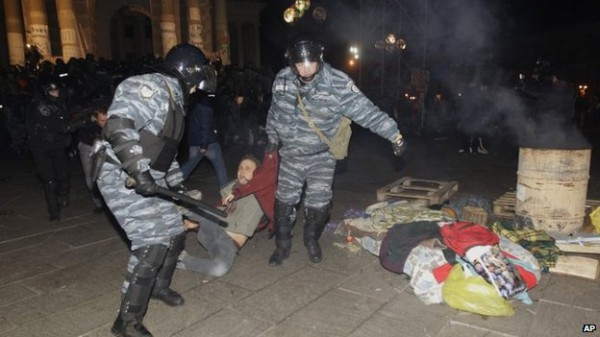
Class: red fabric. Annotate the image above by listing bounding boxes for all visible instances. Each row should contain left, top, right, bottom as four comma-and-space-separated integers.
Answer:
439, 221, 499, 256
432, 263, 453, 283
227, 150, 279, 234
502, 251, 538, 289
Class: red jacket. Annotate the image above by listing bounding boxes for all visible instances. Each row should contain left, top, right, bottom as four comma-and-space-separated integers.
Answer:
229, 150, 279, 233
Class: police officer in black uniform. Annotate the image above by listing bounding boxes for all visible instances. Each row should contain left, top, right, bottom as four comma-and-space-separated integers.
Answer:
26, 75, 87, 221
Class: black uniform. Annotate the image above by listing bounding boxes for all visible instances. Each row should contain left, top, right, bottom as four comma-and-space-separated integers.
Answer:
26, 80, 82, 221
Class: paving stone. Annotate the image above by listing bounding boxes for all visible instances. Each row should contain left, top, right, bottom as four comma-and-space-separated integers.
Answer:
526, 300, 600, 337
435, 321, 520, 337
49, 221, 121, 248
262, 288, 385, 337
531, 273, 600, 311
232, 266, 347, 324
0, 316, 16, 336
0, 293, 119, 337
0, 284, 39, 307
449, 299, 538, 337
173, 308, 273, 337
338, 260, 410, 302
348, 291, 453, 337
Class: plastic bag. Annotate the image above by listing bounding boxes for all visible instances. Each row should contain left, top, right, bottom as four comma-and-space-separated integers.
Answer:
442, 264, 514, 317
590, 206, 600, 233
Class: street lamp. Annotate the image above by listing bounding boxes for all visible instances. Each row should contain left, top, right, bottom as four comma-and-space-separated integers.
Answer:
284, 0, 325, 24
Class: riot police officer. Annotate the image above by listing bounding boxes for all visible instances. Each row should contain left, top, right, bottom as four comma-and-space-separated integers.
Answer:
95, 44, 216, 337
26, 74, 86, 221
265, 37, 407, 267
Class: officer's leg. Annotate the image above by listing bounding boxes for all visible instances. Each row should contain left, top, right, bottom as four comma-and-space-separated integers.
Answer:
303, 152, 335, 263
268, 199, 297, 266
32, 149, 60, 220
43, 180, 60, 221
53, 148, 71, 207
268, 156, 305, 266
303, 203, 331, 263
111, 245, 167, 337
151, 232, 186, 306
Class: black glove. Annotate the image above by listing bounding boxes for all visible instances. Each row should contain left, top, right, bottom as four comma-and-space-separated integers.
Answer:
392, 137, 407, 157
132, 171, 158, 197
264, 142, 278, 154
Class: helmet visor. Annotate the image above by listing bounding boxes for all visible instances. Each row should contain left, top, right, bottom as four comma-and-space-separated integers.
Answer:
197, 65, 217, 93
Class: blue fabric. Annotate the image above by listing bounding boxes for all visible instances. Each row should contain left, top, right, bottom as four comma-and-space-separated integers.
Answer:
186, 99, 218, 148
180, 142, 228, 188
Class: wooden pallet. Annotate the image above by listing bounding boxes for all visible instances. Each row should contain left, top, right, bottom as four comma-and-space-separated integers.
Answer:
376, 177, 459, 206
492, 191, 600, 220
492, 191, 517, 219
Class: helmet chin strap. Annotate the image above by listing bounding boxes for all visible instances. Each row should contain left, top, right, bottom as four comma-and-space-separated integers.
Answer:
299, 75, 316, 84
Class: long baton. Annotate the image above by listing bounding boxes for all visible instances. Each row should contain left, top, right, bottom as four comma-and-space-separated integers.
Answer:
125, 178, 228, 218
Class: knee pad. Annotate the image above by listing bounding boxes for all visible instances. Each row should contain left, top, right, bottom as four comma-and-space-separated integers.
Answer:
132, 244, 168, 279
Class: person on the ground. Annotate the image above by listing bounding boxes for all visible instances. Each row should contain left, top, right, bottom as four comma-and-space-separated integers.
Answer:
26, 74, 88, 221
177, 150, 278, 276
265, 36, 407, 266
94, 43, 216, 337
179, 92, 228, 188
77, 107, 108, 212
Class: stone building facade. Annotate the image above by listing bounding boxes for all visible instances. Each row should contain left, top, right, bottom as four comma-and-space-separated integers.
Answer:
1, 0, 264, 67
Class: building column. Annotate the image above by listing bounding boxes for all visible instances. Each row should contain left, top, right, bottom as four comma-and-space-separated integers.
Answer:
56, 0, 82, 61
160, 0, 178, 56
214, 0, 230, 65
188, 0, 203, 51
26, 0, 52, 60
3, 0, 25, 65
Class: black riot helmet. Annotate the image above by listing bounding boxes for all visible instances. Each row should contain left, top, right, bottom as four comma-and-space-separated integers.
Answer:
286, 39, 324, 82
162, 43, 217, 94
36, 74, 62, 102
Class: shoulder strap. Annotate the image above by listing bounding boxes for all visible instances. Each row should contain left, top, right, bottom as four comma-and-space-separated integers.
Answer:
297, 94, 332, 147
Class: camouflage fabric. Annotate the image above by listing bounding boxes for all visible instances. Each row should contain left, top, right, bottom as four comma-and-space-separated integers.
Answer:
266, 63, 401, 157
266, 63, 402, 208
96, 73, 186, 250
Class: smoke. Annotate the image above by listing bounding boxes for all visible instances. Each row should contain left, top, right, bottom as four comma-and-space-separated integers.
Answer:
259, 1, 591, 149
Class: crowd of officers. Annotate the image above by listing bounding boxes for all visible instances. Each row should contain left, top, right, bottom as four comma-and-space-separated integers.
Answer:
0, 54, 275, 159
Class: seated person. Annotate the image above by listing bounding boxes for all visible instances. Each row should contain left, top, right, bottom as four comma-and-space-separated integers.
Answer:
178, 150, 278, 277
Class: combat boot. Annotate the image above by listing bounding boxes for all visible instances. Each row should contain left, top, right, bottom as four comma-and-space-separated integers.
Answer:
303, 204, 330, 263
43, 180, 60, 221
151, 233, 185, 306
268, 200, 297, 266
111, 245, 167, 337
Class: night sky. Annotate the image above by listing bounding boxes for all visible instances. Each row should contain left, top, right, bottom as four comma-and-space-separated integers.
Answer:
259, 0, 600, 70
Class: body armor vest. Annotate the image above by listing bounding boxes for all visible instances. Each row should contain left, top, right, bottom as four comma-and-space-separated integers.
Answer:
139, 94, 185, 172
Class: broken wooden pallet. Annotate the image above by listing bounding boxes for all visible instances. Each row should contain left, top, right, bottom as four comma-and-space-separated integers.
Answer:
376, 177, 458, 206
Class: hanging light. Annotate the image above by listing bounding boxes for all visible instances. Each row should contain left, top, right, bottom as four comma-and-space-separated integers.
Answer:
283, 7, 297, 23
374, 40, 385, 50
396, 38, 407, 50
312, 6, 327, 23
385, 33, 397, 45
295, 0, 310, 13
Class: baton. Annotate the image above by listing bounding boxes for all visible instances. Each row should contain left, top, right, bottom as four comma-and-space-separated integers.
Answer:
125, 178, 228, 218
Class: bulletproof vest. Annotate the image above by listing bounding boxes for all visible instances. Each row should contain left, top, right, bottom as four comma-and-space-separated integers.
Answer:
139, 93, 185, 172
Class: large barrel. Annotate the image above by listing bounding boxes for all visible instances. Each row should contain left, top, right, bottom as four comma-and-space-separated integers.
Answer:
515, 147, 591, 235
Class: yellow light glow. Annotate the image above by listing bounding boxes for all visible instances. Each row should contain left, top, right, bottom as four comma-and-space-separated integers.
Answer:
295, 0, 310, 12
284, 7, 296, 23
385, 34, 396, 45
